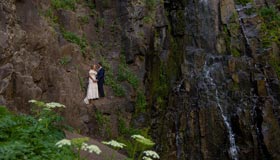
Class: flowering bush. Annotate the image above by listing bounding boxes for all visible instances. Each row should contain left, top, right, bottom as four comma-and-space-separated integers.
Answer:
102, 140, 126, 149
56, 137, 102, 159
0, 101, 75, 160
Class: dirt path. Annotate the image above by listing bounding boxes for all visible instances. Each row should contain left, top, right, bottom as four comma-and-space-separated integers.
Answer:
65, 131, 127, 160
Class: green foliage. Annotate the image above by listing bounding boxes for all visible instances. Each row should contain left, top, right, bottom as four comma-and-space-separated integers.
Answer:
269, 54, 280, 78
85, 0, 96, 10
51, 0, 77, 10
244, 8, 256, 15
62, 30, 88, 56
96, 17, 105, 29
143, 16, 153, 24
78, 73, 86, 92
102, 0, 110, 8
117, 55, 140, 89
118, 117, 141, 136
235, 0, 251, 5
101, 57, 126, 97
135, 90, 147, 113
44, 8, 58, 24
94, 110, 112, 138
78, 15, 90, 25
59, 56, 72, 65
117, 132, 155, 160
145, 0, 157, 11
231, 48, 241, 57
259, 6, 280, 47
0, 103, 76, 160
230, 82, 240, 91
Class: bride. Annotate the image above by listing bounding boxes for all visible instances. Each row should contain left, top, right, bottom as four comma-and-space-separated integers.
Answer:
84, 64, 99, 104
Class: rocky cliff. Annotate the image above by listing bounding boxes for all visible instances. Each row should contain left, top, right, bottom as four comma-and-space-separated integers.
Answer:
1, 0, 280, 159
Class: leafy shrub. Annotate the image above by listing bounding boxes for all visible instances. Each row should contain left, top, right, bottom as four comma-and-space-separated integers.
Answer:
101, 57, 126, 97
135, 90, 147, 113
118, 117, 141, 136
145, 0, 157, 10
78, 15, 90, 25
44, 8, 58, 24
0, 102, 76, 160
244, 8, 256, 15
51, 0, 77, 10
94, 110, 112, 138
259, 6, 280, 47
231, 48, 241, 57
269, 54, 280, 78
85, 0, 96, 9
59, 56, 72, 65
117, 55, 140, 89
62, 30, 88, 56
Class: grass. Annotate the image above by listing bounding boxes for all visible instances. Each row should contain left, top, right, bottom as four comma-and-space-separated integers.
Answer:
78, 73, 86, 92
94, 110, 112, 138
145, 0, 157, 11
135, 90, 147, 113
101, 57, 126, 97
61, 30, 88, 56
59, 56, 72, 65
143, 16, 153, 24
231, 48, 241, 57
95, 17, 105, 29
259, 6, 280, 47
51, 0, 77, 11
78, 15, 90, 25
117, 55, 140, 89
0, 104, 76, 160
43, 8, 59, 26
118, 117, 139, 136
85, 0, 96, 10
269, 54, 280, 78
244, 8, 256, 15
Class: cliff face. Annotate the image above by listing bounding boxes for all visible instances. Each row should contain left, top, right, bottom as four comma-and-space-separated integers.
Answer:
149, 0, 280, 159
0, 0, 280, 159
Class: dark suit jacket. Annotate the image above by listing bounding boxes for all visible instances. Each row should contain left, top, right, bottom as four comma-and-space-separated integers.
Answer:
96, 67, 105, 84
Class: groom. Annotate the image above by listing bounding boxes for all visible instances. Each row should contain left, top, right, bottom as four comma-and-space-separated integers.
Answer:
96, 62, 105, 97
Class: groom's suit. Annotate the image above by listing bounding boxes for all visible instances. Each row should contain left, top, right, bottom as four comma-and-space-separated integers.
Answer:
96, 67, 105, 97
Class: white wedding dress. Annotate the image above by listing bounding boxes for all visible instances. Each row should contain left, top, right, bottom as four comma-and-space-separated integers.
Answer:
84, 69, 99, 104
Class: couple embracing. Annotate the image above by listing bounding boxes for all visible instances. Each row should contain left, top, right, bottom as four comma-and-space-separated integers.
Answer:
84, 62, 105, 104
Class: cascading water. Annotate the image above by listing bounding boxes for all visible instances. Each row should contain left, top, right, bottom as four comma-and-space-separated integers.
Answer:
202, 57, 239, 160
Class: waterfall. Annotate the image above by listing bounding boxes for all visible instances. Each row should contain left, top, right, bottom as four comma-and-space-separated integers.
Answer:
203, 59, 239, 160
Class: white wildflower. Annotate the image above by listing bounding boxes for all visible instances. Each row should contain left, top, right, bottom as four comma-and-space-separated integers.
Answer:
55, 139, 71, 148
102, 140, 126, 149
45, 102, 66, 109
131, 135, 145, 140
87, 144, 101, 154
81, 143, 89, 151
142, 156, 153, 160
143, 150, 160, 159
28, 99, 37, 103
38, 118, 42, 122
131, 135, 155, 146
81, 143, 101, 155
